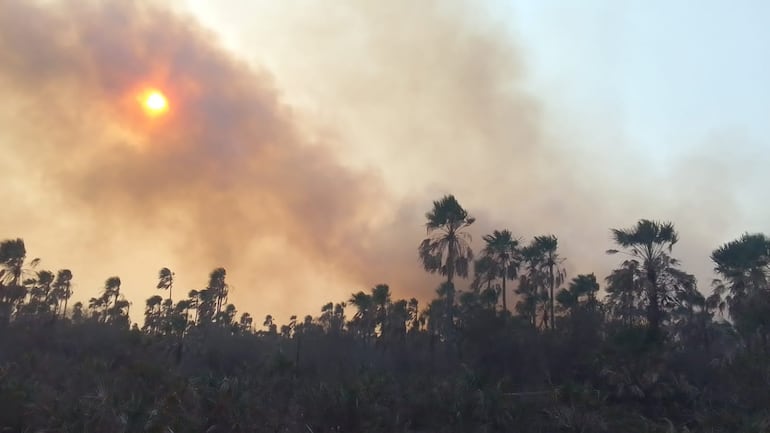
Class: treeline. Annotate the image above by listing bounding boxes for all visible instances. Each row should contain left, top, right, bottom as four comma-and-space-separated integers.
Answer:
0, 194, 769, 432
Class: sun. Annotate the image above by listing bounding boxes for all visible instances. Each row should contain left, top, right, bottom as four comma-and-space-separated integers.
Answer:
139, 89, 169, 116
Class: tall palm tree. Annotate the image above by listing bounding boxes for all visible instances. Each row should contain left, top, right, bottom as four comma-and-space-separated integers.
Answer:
418, 195, 475, 329
104, 277, 122, 310
207, 268, 228, 316
371, 284, 391, 333
195, 288, 216, 325
33, 270, 55, 315
0, 238, 27, 288
157, 267, 174, 301
387, 299, 409, 341
711, 233, 770, 298
479, 230, 520, 313
515, 274, 540, 327
143, 295, 164, 333
53, 269, 73, 319
608, 219, 679, 341
187, 289, 200, 324
523, 235, 565, 330
349, 290, 375, 341
710, 233, 770, 347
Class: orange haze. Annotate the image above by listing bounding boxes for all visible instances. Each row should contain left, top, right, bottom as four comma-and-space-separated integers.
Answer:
0, 0, 766, 325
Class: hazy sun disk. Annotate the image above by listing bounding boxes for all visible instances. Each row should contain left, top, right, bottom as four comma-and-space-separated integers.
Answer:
140, 89, 168, 116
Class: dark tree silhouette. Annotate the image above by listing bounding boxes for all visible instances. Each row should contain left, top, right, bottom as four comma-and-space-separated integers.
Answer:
711, 233, 770, 350
52, 269, 73, 319
418, 195, 475, 333
522, 235, 565, 330
157, 267, 174, 301
479, 229, 520, 313
608, 219, 679, 342
2, 218, 770, 432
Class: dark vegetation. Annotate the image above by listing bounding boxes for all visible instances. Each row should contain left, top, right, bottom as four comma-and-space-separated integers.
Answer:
1, 195, 769, 432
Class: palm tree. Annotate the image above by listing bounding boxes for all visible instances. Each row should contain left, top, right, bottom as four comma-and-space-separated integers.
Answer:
386, 299, 409, 341
604, 260, 645, 326
319, 302, 346, 334
143, 295, 164, 333
711, 233, 770, 298
187, 289, 200, 324
608, 219, 679, 341
0, 238, 27, 288
104, 277, 122, 310
710, 233, 770, 348
157, 267, 174, 301
110, 298, 131, 328
479, 230, 519, 313
418, 195, 475, 330
207, 268, 228, 316
195, 288, 216, 325
32, 270, 55, 315
371, 284, 391, 334
471, 256, 498, 292
349, 290, 375, 341
523, 235, 565, 330
515, 274, 544, 328
0, 239, 36, 322
218, 304, 237, 327
53, 269, 73, 319
557, 273, 600, 319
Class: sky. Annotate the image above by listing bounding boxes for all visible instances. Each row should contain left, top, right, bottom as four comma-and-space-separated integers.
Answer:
1, 0, 768, 325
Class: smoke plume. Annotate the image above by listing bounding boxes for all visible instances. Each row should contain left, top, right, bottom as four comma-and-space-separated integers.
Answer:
1, 0, 766, 322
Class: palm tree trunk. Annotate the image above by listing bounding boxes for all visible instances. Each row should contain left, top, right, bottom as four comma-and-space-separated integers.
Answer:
446, 262, 455, 337
502, 266, 508, 313
549, 263, 555, 330
647, 268, 662, 342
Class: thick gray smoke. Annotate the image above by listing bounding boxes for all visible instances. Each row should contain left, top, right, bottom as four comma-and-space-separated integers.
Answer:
0, 0, 766, 322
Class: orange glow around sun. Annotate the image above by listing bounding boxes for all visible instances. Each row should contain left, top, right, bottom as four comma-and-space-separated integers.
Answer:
138, 89, 169, 116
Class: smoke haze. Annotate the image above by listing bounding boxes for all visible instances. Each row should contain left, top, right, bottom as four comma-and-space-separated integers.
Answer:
1, 0, 767, 323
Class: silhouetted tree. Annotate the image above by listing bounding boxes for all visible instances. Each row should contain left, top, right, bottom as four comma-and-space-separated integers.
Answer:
157, 267, 174, 301
0, 238, 27, 288
608, 219, 680, 342
20, 269, 55, 317
557, 273, 600, 319
263, 314, 277, 335
143, 295, 164, 334
479, 229, 520, 313
605, 260, 645, 326
522, 235, 566, 330
0, 239, 33, 323
515, 274, 540, 327
418, 195, 475, 333
71, 301, 84, 323
319, 302, 345, 334
206, 268, 228, 323
711, 233, 770, 350
52, 269, 73, 319
349, 290, 375, 342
